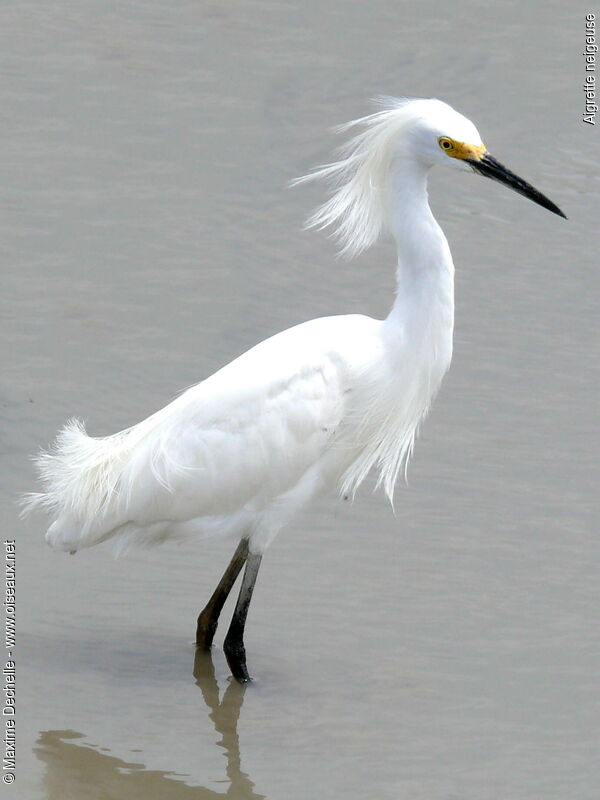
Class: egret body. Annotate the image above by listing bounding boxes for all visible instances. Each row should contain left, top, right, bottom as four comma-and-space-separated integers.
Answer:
25, 98, 564, 682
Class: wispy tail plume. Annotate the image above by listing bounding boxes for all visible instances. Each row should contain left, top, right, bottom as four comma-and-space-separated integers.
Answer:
20, 419, 136, 551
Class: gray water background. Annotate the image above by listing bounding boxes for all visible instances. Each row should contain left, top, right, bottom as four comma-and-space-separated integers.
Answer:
3, 1, 599, 798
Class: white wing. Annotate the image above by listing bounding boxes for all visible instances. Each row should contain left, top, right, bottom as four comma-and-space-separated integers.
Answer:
29, 314, 381, 551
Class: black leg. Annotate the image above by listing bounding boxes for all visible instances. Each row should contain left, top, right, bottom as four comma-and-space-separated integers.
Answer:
196, 538, 249, 649
224, 551, 262, 683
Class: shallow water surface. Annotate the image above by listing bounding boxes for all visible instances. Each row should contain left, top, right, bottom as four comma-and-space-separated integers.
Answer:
4, 2, 599, 798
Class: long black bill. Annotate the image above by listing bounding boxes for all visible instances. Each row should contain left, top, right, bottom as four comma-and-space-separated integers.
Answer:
468, 153, 566, 219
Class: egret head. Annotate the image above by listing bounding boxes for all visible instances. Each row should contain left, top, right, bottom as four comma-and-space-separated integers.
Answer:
294, 97, 565, 257
406, 98, 566, 218
403, 99, 485, 169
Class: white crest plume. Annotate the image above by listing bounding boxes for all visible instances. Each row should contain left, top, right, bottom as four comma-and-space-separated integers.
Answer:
292, 97, 414, 257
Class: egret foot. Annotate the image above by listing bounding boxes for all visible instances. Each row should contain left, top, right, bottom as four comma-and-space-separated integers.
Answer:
223, 636, 251, 683
223, 550, 262, 684
195, 612, 219, 651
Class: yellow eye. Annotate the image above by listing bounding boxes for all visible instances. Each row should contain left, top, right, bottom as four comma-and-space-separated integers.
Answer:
438, 137, 454, 151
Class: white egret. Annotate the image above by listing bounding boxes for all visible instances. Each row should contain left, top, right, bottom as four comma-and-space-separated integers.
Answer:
24, 98, 565, 682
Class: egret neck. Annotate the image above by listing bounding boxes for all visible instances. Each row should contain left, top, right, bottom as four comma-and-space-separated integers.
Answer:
384, 154, 455, 368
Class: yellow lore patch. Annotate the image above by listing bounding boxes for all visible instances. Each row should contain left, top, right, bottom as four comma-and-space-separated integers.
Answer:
438, 137, 486, 161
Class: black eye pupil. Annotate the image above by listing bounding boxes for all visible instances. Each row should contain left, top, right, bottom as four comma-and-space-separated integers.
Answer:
443, 141, 451, 148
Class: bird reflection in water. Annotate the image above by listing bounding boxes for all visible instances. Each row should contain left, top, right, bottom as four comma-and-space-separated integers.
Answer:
34, 649, 265, 799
